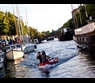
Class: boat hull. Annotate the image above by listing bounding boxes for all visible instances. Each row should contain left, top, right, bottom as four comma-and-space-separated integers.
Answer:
23, 45, 35, 53
6, 49, 24, 60
73, 22, 95, 49
58, 33, 73, 41
6, 43, 36, 55
73, 31, 95, 49
22, 43, 36, 53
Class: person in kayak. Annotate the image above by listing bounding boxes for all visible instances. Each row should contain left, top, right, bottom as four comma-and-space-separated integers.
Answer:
46, 55, 50, 61
41, 50, 48, 63
46, 55, 58, 62
36, 51, 42, 64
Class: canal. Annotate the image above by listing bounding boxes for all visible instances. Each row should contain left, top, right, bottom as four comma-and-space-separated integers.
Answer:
1, 38, 95, 78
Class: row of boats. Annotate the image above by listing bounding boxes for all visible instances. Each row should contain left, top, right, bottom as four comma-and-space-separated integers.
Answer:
0, 42, 37, 69
6, 43, 37, 60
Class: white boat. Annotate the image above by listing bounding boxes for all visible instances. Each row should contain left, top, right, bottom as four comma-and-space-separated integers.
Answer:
33, 39, 39, 44
4, 5, 24, 61
6, 43, 36, 55
0, 50, 4, 68
22, 43, 37, 53
6, 44, 24, 60
5, 5, 37, 61
5, 43, 36, 61
41, 39, 47, 43
5, 5, 36, 61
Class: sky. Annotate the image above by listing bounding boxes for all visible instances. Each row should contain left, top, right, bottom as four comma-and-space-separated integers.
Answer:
0, 4, 78, 32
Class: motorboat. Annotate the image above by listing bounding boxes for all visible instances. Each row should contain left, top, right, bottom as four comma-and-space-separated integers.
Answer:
33, 39, 39, 44
6, 43, 37, 58
22, 43, 37, 54
6, 44, 24, 61
41, 39, 47, 43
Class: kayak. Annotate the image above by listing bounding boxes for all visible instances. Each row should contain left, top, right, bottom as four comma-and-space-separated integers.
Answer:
39, 57, 58, 66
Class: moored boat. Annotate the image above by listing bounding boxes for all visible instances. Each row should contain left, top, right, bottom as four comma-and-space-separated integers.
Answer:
22, 43, 37, 53
71, 4, 95, 49
33, 39, 39, 44
73, 22, 95, 48
58, 27, 73, 41
6, 45, 24, 61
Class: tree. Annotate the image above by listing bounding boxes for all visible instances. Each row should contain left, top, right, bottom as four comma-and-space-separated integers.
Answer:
4, 11, 16, 36
0, 11, 7, 35
23, 25, 28, 35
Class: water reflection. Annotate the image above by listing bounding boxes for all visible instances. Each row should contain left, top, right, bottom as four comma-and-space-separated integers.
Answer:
0, 67, 6, 78
78, 48, 95, 73
10, 58, 24, 65
4, 58, 25, 78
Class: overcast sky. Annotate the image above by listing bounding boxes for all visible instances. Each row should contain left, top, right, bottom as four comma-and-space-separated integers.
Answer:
0, 4, 78, 32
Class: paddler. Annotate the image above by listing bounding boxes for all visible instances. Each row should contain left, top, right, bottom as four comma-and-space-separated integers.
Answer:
41, 50, 48, 63
36, 51, 42, 64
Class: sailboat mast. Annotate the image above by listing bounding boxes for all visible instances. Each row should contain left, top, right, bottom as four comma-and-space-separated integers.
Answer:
15, 4, 23, 49
16, 4, 23, 36
71, 4, 77, 28
25, 10, 30, 36
6, 11, 11, 36
78, 4, 82, 26
16, 4, 23, 37
84, 4, 88, 17
12, 4, 18, 36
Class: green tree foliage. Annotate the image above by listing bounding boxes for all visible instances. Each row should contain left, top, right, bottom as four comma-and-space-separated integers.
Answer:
86, 4, 95, 22
1, 4, 95, 39
4, 11, 16, 36
0, 11, 6, 35
62, 18, 73, 29
29, 27, 38, 37
22, 25, 28, 35
61, 4, 95, 31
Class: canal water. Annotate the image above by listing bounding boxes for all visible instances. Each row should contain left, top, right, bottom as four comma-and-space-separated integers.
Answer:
1, 38, 95, 78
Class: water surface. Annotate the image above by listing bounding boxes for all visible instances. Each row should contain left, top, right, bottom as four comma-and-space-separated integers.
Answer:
1, 39, 95, 78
